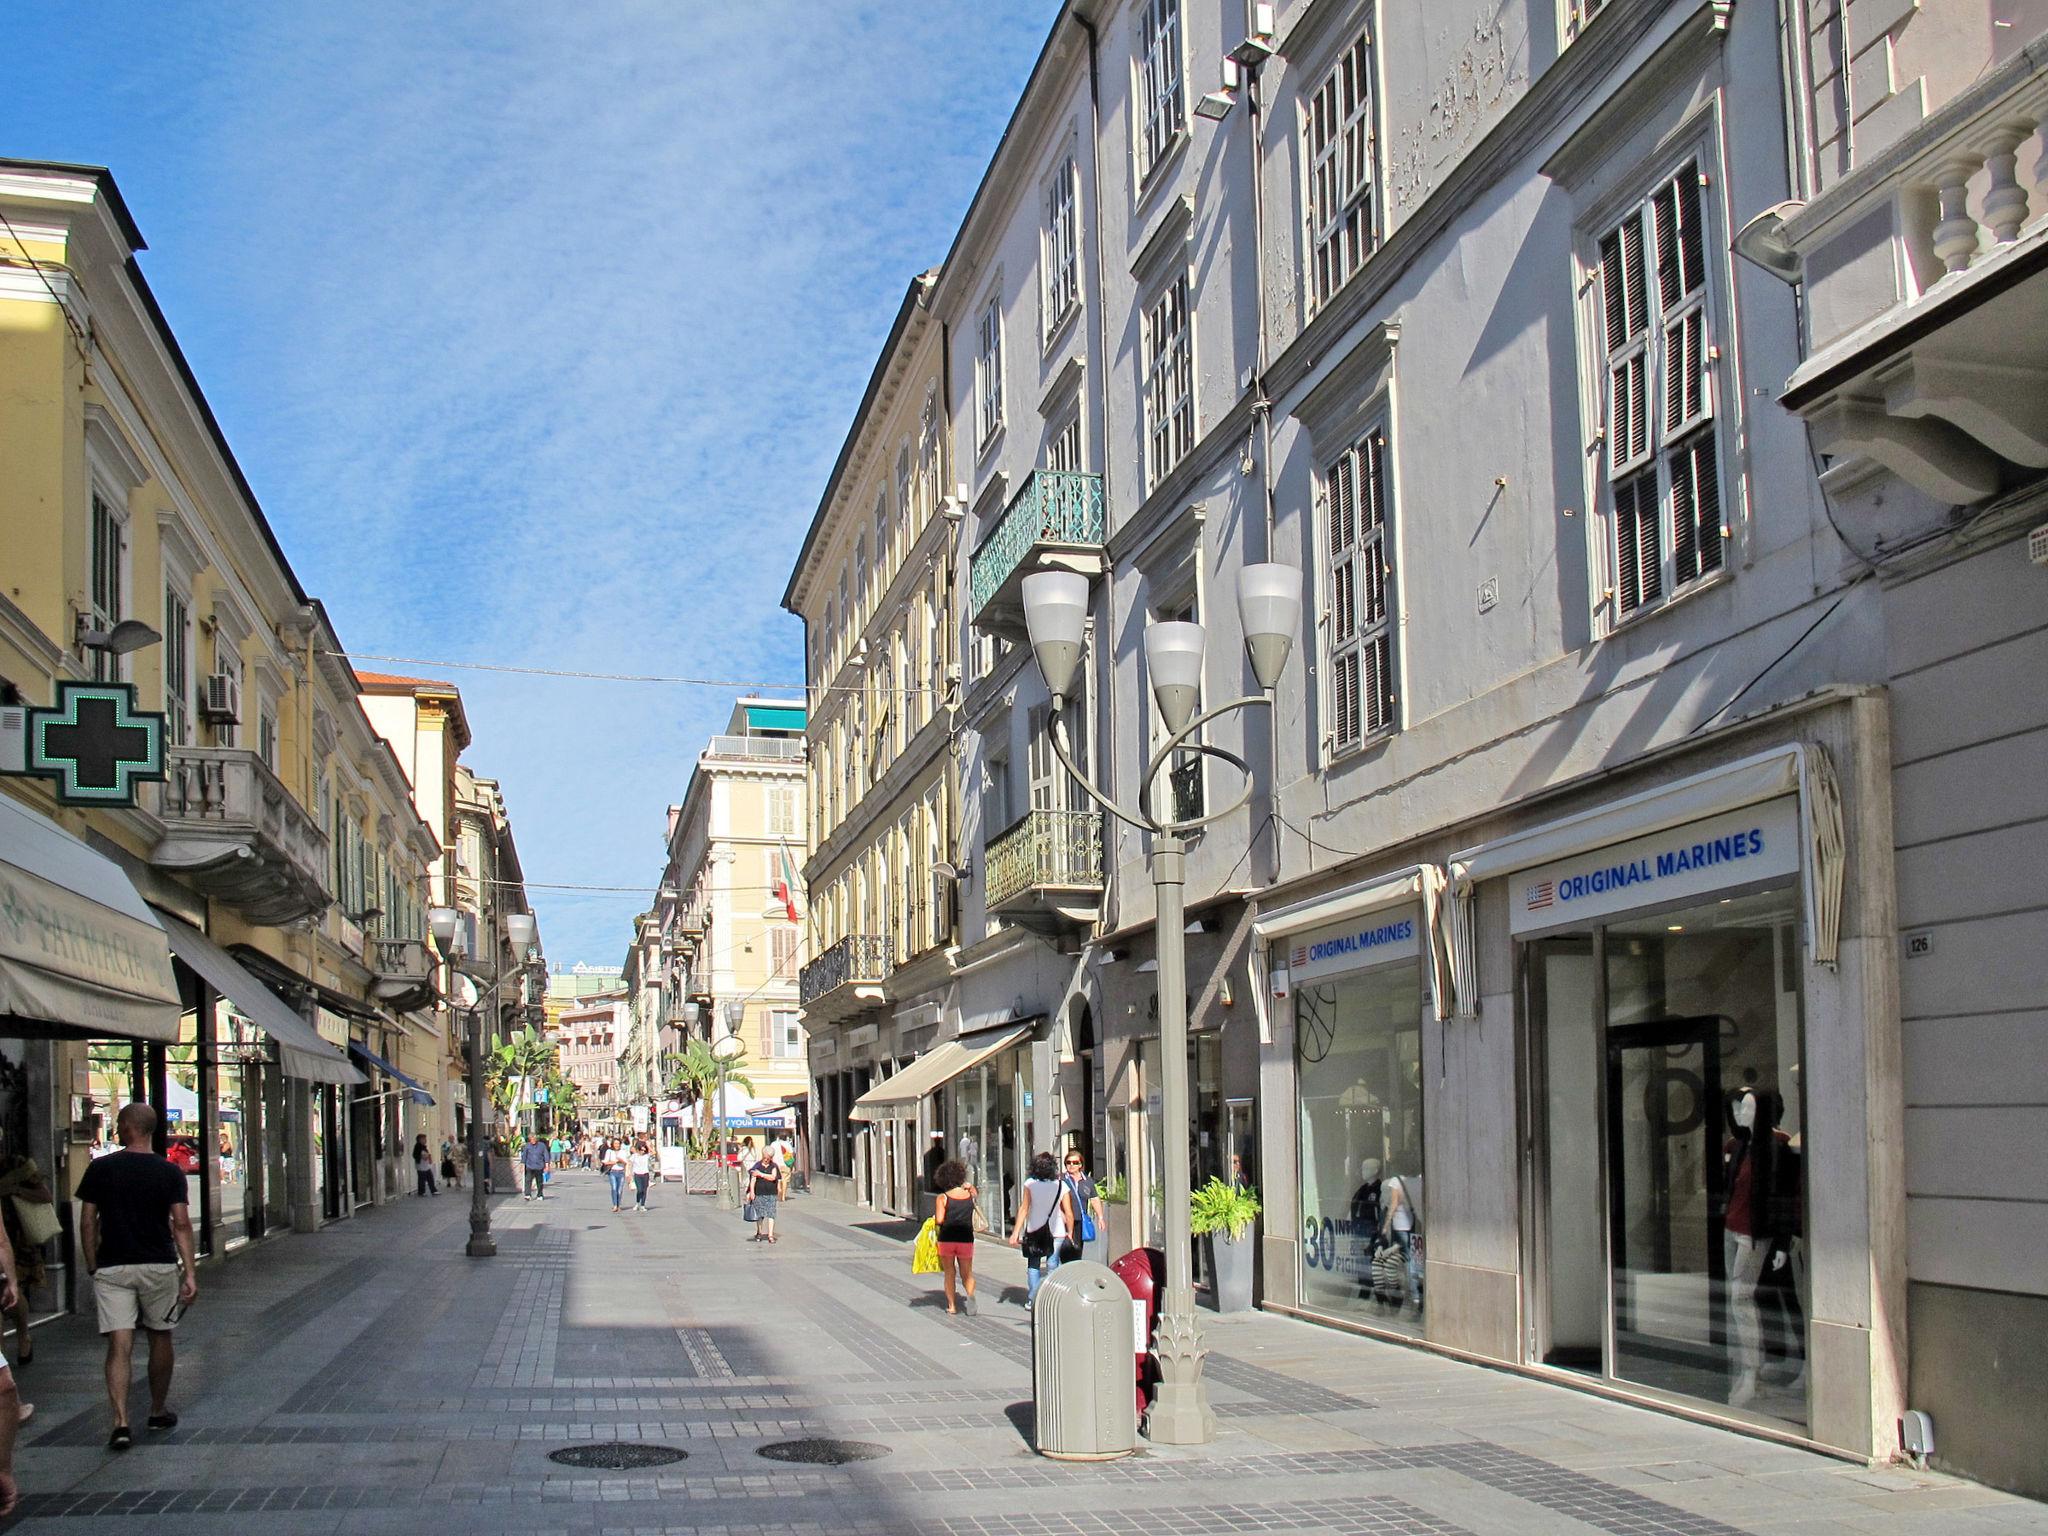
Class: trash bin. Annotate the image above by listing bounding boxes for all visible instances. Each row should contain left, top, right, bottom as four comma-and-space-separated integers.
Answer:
1110, 1246, 1166, 1416
1031, 1260, 1138, 1460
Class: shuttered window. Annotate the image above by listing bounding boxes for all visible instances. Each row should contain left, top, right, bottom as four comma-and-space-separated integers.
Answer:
1138, 0, 1184, 181
1324, 423, 1396, 756
1305, 31, 1376, 311
1596, 162, 1723, 621
1144, 272, 1193, 488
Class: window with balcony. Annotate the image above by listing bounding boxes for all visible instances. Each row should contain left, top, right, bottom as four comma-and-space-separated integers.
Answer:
1044, 153, 1080, 342
210, 633, 242, 748
1592, 160, 1724, 623
1137, 0, 1185, 183
1324, 421, 1398, 756
163, 585, 191, 746
1305, 30, 1376, 312
977, 293, 1005, 449
1144, 272, 1193, 489
1047, 398, 1083, 474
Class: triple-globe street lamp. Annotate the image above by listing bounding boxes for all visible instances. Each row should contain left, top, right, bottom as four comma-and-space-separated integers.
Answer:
428, 904, 537, 1259
1019, 560, 1300, 1446
714, 1001, 746, 1209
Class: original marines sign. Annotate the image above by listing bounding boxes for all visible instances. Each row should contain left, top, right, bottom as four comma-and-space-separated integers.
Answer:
1510, 796, 1801, 935
1289, 906, 1422, 983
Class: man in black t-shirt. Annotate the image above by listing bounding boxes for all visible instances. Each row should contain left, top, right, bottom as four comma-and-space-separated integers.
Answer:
76, 1102, 197, 1452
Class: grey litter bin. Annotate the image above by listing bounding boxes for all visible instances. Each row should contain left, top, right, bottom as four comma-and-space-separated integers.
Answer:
1030, 1260, 1138, 1460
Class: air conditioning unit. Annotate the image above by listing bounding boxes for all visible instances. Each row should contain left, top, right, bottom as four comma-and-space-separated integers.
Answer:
200, 673, 241, 725
0, 705, 25, 775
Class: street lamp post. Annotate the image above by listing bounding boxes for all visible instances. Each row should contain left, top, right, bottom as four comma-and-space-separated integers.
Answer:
714, 1002, 745, 1209
430, 905, 537, 1259
1019, 561, 1300, 1446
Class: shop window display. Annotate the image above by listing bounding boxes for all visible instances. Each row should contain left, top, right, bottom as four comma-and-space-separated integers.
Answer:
1295, 964, 1425, 1332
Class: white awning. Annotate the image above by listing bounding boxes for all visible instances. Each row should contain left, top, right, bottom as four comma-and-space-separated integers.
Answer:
849, 1019, 1036, 1122
0, 793, 180, 1042
156, 916, 365, 1086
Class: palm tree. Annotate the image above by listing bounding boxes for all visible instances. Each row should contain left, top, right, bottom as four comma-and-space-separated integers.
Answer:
663, 1037, 756, 1107
485, 1025, 558, 1124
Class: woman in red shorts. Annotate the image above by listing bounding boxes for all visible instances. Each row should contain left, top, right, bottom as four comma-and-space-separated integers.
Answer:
932, 1159, 981, 1315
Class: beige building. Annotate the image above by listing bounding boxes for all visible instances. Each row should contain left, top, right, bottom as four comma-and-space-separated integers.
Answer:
781, 275, 963, 1214
640, 699, 811, 1127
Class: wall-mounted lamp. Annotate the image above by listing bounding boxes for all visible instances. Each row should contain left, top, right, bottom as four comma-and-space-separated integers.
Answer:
76, 616, 162, 658
932, 858, 972, 882
1732, 200, 1806, 283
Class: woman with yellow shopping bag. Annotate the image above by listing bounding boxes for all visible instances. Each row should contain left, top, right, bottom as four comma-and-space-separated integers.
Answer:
929, 1159, 983, 1315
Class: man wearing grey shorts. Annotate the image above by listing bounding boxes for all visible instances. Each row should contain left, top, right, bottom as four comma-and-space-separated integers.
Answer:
76, 1102, 197, 1451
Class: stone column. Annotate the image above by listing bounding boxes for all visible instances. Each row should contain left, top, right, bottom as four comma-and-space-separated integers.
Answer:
287, 1077, 320, 1233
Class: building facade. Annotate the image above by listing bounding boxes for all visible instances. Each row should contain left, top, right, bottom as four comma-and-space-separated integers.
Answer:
781, 0, 2048, 1494
0, 161, 536, 1318
784, 276, 963, 1214
650, 700, 811, 1122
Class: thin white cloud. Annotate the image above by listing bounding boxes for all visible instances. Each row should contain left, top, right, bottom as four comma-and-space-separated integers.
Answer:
10, 0, 1059, 965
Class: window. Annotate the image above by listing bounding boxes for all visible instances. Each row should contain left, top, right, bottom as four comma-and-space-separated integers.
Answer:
1325, 423, 1397, 753
977, 294, 1005, 447
1044, 155, 1080, 339
769, 1008, 803, 1059
258, 708, 279, 772
1137, 0, 1185, 181
896, 446, 913, 546
768, 785, 798, 837
874, 494, 890, 586
1047, 400, 1083, 474
855, 536, 869, 621
985, 750, 1011, 837
211, 633, 242, 748
1565, 0, 1612, 43
768, 925, 797, 977
1595, 161, 1722, 621
1144, 273, 1193, 488
1305, 32, 1376, 310
163, 586, 191, 746
90, 492, 125, 634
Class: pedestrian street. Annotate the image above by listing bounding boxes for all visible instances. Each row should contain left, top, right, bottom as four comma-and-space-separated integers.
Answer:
0, 1169, 2038, 1535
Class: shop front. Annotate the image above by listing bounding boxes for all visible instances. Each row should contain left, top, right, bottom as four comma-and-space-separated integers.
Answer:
1441, 729, 1899, 1458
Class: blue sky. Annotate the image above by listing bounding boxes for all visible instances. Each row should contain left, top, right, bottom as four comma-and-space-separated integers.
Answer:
6, 1, 1059, 968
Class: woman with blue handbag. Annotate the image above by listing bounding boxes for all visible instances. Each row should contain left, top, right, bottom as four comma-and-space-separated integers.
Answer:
1059, 1151, 1105, 1265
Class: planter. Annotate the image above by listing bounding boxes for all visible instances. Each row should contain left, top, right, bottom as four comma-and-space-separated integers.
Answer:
1209, 1227, 1255, 1313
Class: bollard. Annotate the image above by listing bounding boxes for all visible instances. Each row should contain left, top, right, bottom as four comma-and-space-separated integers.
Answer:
1030, 1260, 1138, 1460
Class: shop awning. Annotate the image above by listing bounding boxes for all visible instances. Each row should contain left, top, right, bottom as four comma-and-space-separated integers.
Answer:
157, 916, 365, 1085
848, 1019, 1037, 1122
0, 793, 181, 1043
347, 1041, 434, 1105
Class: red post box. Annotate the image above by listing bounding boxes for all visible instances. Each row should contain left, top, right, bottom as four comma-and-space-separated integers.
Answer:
1110, 1247, 1166, 1415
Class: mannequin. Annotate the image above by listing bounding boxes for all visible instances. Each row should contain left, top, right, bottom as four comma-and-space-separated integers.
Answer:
1722, 1087, 1787, 1406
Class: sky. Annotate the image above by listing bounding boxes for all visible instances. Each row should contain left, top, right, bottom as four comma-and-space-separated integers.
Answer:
5, 0, 1060, 969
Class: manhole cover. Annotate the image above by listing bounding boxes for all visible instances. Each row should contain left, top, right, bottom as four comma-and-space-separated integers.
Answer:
755, 1438, 892, 1465
548, 1442, 688, 1470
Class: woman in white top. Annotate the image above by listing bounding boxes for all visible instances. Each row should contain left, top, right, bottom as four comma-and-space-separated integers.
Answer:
629, 1137, 653, 1212
1007, 1152, 1075, 1306
603, 1139, 628, 1211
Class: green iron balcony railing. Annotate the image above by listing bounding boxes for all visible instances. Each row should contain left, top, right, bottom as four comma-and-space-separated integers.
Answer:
968, 470, 1106, 630
984, 807, 1105, 914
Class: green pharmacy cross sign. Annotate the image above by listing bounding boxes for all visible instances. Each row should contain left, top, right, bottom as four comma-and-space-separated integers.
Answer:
24, 682, 167, 806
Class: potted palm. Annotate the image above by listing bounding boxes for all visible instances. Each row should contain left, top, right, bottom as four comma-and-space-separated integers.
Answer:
1189, 1177, 1261, 1313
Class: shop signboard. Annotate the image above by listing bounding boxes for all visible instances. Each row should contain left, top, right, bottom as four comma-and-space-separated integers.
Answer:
1510, 796, 1800, 935
1287, 907, 1422, 983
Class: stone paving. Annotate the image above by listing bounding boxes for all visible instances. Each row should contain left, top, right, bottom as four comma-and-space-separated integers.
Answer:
1, 1166, 2042, 1534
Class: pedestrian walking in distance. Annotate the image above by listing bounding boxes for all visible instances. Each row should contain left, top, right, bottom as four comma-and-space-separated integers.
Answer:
521, 1132, 548, 1201
604, 1139, 628, 1212
440, 1136, 459, 1190
1008, 1152, 1074, 1307
932, 1159, 980, 1314
412, 1135, 437, 1197
629, 1136, 652, 1212
75, 1102, 197, 1451
746, 1145, 786, 1243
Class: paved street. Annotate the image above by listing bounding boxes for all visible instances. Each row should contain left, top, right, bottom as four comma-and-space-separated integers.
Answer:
1, 1170, 2040, 1535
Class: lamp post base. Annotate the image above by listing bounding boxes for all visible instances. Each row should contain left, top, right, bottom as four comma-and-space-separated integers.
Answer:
465, 1232, 497, 1258
1144, 1309, 1216, 1444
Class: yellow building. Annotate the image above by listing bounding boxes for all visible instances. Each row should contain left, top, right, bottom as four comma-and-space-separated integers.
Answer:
637, 699, 811, 1138
0, 158, 474, 1301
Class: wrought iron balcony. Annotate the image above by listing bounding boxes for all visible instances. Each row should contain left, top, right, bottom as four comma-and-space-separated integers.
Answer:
968, 470, 1105, 637
145, 747, 330, 925
369, 936, 435, 1011
984, 808, 1105, 922
798, 933, 890, 1023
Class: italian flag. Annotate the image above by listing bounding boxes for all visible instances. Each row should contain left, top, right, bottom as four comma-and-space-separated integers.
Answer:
773, 842, 800, 924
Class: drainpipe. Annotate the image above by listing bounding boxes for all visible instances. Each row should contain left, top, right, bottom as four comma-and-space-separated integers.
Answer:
1243, 24, 1283, 889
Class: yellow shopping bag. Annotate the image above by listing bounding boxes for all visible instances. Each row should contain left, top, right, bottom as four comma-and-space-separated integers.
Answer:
911, 1216, 940, 1274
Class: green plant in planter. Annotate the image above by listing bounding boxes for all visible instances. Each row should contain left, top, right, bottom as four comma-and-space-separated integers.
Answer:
1189, 1177, 1261, 1242
1100, 1173, 1129, 1204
